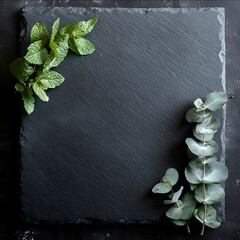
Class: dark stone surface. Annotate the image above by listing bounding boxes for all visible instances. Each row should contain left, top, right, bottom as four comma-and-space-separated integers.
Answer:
1, 1, 240, 239
20, 7, 225, 223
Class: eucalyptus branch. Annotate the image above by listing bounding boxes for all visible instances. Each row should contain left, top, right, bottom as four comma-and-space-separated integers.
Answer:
152, 91, 228, 236
185, 91, 228, 235
152, 168, 196, 233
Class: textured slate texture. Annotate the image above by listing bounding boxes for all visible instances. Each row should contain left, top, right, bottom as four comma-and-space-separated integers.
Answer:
20, 7, 225, 223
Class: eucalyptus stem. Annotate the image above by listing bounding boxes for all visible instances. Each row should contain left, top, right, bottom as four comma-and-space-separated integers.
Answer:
200, 110, 207, 236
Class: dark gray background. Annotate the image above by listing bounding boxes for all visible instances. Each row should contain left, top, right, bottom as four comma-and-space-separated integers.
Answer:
0, 1, 240, 240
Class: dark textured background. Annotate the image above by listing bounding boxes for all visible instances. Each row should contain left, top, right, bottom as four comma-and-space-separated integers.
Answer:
20, 6, 225, 223
0, 1, 240, 239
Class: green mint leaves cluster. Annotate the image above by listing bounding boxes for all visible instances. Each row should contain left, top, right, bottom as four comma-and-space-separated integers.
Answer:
10, 16, 98, 114
152, 91, 228, 235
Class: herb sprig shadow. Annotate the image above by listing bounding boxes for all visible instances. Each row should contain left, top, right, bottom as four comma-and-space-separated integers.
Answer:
10, 16, 98, 114
152, 91, 228, 235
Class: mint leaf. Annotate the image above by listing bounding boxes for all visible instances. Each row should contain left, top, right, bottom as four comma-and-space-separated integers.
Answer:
36, 70, 64, 89
15, 83, 25, 92
50, 18, 60, 43
9, 57, 34, 84
25, 40, 48, 64
69, 38, 95, 55
21, 88, 35, 114
44, 34, 69, 70
31, 23, 49, 44
71, 16, 98, 38
33, 82, 49, 102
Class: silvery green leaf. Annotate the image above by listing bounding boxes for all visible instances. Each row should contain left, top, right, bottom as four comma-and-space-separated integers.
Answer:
25, 40, 48, 64
188, 156, 217, 169
171, 220, 185, 226
33, 82, 49, 102
164, 186, 184, 204
31, 23, 49, 44
195, 116, 220, 135
194, 98, 205, 112
186, 138, 218, 157
185, 107, 211, 123
162, 176, 170, 183
193, 127, 214, 141
166, 202, 183, 220
165, 168, 179, 186
204, 91, 228, 112
21, 88, 35, 114
193, 206, 221, 228
194, 184, 225, 205
185, 162, 228, 184
152, 182, 172, 194
9, 57, 34, 84
181, 192, 197, 220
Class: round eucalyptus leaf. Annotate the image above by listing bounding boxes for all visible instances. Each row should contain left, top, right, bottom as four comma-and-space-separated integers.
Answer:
195, 116, 220, 135
162, 176, 170, 183
193, 205, 221, 229
203, 162, 228, 184
171, 219, 185, 226
181, 192, 197, 220
188, 156, 217, 169
152, 182, 172, 194
185, 166, 201, 184
204, 91, 228, 112
193, 127, 214, 141
164, 186, 184, 205
194, 183, 225, 205
166, 205, 183, 220
186, 138, 218, 157
185, 162, 228, 184
165, 168, 179, 186
185, 107, 211, 123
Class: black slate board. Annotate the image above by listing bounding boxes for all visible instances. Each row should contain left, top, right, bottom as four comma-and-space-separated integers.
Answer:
20, 7, 226, 223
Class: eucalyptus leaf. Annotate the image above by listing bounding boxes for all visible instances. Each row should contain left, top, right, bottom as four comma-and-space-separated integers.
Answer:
185, 107, 211, 123
186, 138, 218, 157
166, 202, 183, 220
165, 168, 179, 186
195, 116, 220, 135
181, 192, 197, 220
152, 182, 172, 194
193, 127, 214, 141
194, 184, 225, 205
204, 91, 228, 112
164, 186, 184, 204
194, 98, 205, 112
188, 156, 217, 169
185, 162, 228, 184
193, 206, 221, 228
171, 220, 185, 226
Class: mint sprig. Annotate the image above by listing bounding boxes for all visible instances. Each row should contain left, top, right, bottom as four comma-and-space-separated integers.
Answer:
10, 16, 98, 114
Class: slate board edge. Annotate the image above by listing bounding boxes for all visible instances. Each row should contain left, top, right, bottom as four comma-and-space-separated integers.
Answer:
19, 7, 226, 224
